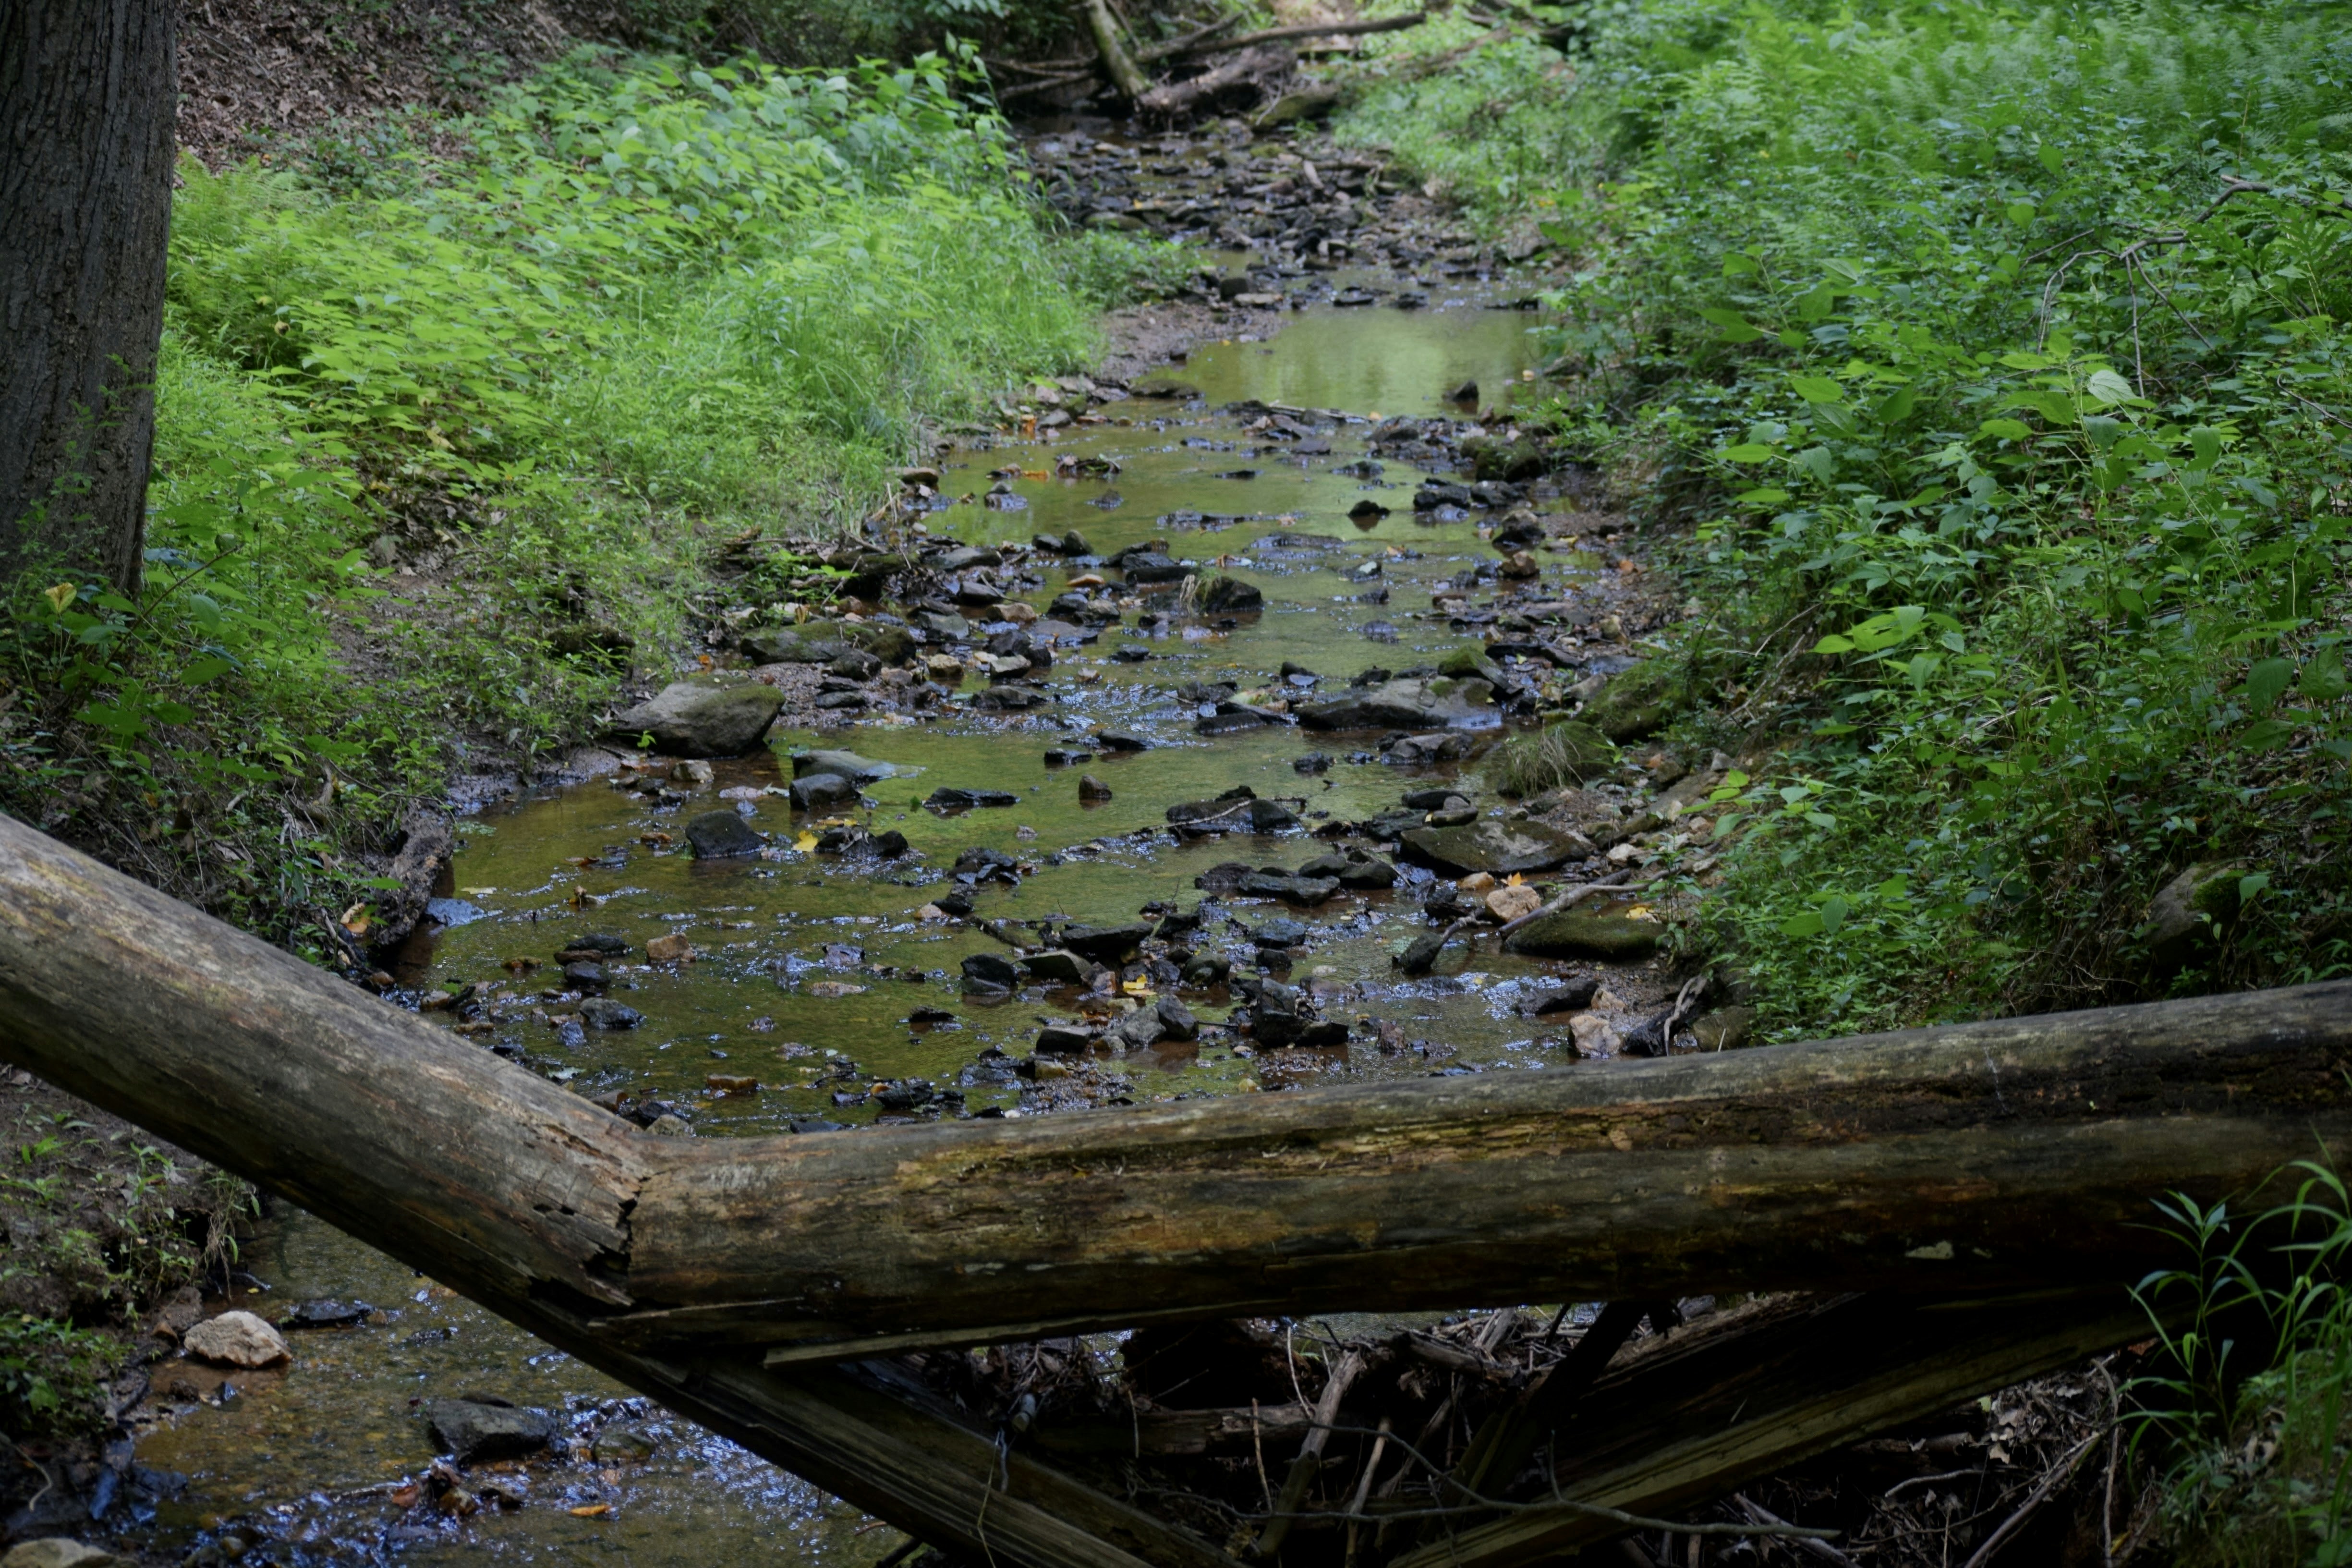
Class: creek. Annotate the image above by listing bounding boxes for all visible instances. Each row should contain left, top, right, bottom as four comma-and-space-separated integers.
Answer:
108, 152, 1687, 1568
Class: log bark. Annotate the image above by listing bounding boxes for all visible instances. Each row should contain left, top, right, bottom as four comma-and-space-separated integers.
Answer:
1079, 0, 1149, 99
0, 0, 175, 595
0, 805, 2348, 1368
1137, 47, 1297, 124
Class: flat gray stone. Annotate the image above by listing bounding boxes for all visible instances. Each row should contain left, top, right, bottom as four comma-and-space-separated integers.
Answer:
686, 810, 765, 859
424, 1398, 557, 1463
607, 681, 783, 757
1400, 819, 1583, 877
1297, 677, 1499, 732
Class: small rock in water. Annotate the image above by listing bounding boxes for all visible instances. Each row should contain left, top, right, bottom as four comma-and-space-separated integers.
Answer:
592, 1425, 657, 1463
606, 681, 784, 757
1198, 575, 1262, 613
579, 998, 645, 1031
1449, 378, 1479, 403
686, 810, 765, 859
1292, 752, 1332, 774
1094, 729, 1150, 752
277, 1299, 373, 1330
952, 847, 1020, 884
871, 829, 910, 858
556, 933, 630, 959
1023, 949, 1095, 985
425, 1398, 557, 1464
706, 1074, 759, 1094
789, 773, 860, 811
670, 759, 714, 786
1078, 775, 1114, 802
961, 953, 1023, 990
182, 1311, 290, 1368
645, 933, 694, 963
928, 787, 1019, 810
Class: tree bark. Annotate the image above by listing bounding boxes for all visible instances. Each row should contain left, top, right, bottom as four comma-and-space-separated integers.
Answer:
0, 0, 174, 597
0, 809, 2348, 1370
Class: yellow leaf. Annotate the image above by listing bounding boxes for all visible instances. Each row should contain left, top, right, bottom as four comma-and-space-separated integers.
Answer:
569, 1503, 611, 1518
1624, 904, 1658, 922
1504, 873, 1526, 886
42, 583, 74, 613
793, 832, 818, 852
339, 901, 371, 936
1121, 977, 1152, 996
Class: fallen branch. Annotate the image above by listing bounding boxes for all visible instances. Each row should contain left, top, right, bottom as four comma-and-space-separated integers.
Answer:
1168, 10, 1429, 57
1080, 0, 1150, 98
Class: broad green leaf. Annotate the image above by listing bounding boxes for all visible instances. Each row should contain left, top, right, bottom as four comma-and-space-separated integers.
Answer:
2083, 368, 2139, 406
1699, 307, 1763, 343
1718, 443, 1776, 462
1790, 375, 1845, 404
2245, 657, 2294, 713
1736, 487, 1790, 505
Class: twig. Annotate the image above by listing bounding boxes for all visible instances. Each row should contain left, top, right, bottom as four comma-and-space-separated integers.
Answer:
1735, 1494, 1860, 1566
1957, 1429, 2105, 1568
1134, 12, 1245, 63
1494, 868, 1634, 938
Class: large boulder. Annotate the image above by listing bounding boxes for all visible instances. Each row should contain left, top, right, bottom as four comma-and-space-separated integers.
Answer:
1503, 912, 1663, 960
1578, 660, 1678, 741
2140, 861, 2253, 973
607, 681, 783, 757
1399, 819, 1584, 877
1297, 677, 1499, 733
424, 1398, 557, 1463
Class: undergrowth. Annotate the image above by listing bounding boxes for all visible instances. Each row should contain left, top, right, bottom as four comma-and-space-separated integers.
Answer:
2134, 1162, 2352, 1566
0, 42, 1176, 953
1336, 0, 2352, 1033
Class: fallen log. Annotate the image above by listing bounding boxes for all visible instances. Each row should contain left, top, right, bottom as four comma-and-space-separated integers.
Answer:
0, 810, 2347, 1374
1137, 46, 1297, 123
1080, 0, 1150, 99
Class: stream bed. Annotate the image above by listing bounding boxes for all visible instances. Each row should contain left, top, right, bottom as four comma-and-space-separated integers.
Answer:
107, 131, 1707, 1568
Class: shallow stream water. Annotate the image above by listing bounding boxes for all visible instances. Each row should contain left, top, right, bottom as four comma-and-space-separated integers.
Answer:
111, 242, 1664, 1568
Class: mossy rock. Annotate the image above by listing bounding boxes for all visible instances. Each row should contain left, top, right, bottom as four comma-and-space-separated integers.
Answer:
1580, 660, 1679, 741
1488, 720, 1616, 797
2140, 860, 2254, 973
1503, 912, 1662, 960
1439, 646, 1506, 683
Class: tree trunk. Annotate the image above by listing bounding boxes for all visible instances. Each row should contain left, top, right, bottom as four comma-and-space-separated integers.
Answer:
0, 0, 175, 597
1, 808, 2348, 1368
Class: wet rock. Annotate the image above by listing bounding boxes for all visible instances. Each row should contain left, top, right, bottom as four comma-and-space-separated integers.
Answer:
580, 998, 644, 1031
278, 1298, 373, 1330
1199, 575, 1263, 613
592, 1425, 657, 1463
1297, 677, 1497, 732
1402, 787, 1470, 810
1062, 922, 1156, 963
687, 810, 765, 859
1296, 849, 1397, 889
1293, 752, 1332, 773
788, 1118, 848, 1134
1121, 552, 1195, 584
607, 681, 784, 757
1105, 1008, 1166, 1051
1578, 660, 1678, 741
1503, 912, 1663, 960
971, 684, 1049, 712
953, 847, 1020, 883
1078, 775, 1114, 802
183, 1311, 290, 1369
1238, 872, 1342, 907
1023, 949, 1096, 985
1095, 729, 1150, 752
647, 1113, 695, 1136
960, 953, 1023, 989
872, 829, 910, 858
1524, 976, 1601, 1015
826, 648, 884, 681
874, 1080, 939, 1112
425, 1398, 557, 1464
1154, 995, 1200, 1041
928, 787, 1019, 809
1400, 819, 1583, 877
562, 960, 610, 990
1181, 954, 1232, 987
1035, 1023, 1099, 1054
792, 749, 897, 785
556, 933, 630, 958
646, 933, 694, 963
789, 772, 860, 811
1167, 793, 1300, 833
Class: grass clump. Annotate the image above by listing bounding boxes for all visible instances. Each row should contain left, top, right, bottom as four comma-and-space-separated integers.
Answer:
1488, 719, 1618, 797
2, 42, 1171, 954
1335, 0, 2352, 1037
2134, 1163, 2352, 1566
